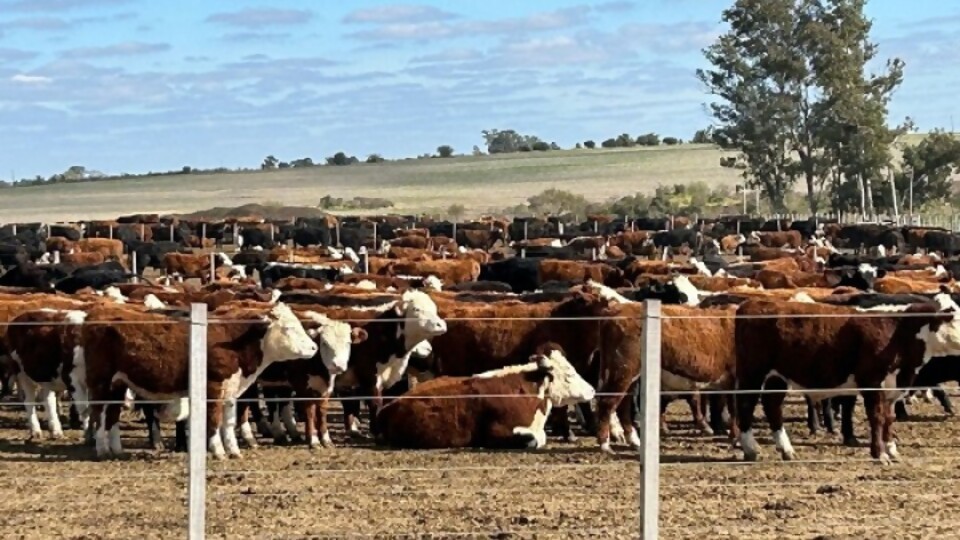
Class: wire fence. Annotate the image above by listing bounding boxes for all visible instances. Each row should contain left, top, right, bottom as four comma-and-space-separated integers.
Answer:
0, 304, 958, 538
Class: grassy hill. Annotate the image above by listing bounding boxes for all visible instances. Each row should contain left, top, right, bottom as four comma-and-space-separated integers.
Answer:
2, 135, 952, 223
0, 145, 740, 222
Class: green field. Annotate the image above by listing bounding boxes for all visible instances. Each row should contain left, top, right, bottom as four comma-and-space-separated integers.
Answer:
0, 145, 741, 222
2, 135, 948, 223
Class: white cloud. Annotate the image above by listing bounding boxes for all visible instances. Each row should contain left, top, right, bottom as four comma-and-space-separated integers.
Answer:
11, 73, 52, 84
343, 5, 458, 24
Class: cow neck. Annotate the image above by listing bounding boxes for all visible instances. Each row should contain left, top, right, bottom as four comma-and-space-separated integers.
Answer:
210, 319, 269, 378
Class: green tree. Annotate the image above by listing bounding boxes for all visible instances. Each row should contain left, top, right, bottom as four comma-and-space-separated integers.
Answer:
526, 189, 590, 216
636, 133, 661, 146
616, 133, 635, 147
437, 145, 454, 158
692, 128, 714, 144
662, 137, 681, 146
447, 203, 466, 221
584, 140, 596, 149
886, 131, 960, 210
326, 152, 356, 166
262, 155, 278, 170
366, 154, 385, 163
601, 138, 617, 148
532, 141, 550, 151
697, 0, 904, 214
290, 157, 314, 168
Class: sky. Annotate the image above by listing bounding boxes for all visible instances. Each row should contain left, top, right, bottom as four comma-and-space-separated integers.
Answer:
0, 0, 958, 179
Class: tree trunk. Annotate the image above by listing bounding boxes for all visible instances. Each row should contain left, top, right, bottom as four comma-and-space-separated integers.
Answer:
865, 176, 875, 221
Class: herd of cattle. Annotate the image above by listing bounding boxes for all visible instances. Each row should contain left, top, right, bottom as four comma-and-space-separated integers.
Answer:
3, 212, 960, 465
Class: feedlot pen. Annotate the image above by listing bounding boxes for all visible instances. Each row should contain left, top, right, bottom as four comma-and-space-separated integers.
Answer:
0, 398, 959, 539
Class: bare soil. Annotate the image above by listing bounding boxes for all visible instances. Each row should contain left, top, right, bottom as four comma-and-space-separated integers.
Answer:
0, 396, 957, 539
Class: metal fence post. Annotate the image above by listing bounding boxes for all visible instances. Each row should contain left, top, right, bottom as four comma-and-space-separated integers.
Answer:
209, 252, 216, 283
188, 303, 208, 540
640, 299, 662, 540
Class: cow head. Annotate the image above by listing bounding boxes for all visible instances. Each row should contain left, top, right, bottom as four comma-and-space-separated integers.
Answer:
302, 311, 368, 375
394, 289, 447, 350
260, 303, 319, 363
534, 346, 595, 407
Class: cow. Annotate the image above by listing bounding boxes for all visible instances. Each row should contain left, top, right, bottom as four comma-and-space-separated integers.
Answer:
238, 310, 369, 449
292, 290, 448, 438
74, 238, 124, 261
751, 230, 803, 249
385, 259, 480, 286
260, 261, 354, 288
375, 343, 594, 449
537, 260, 627, 288
734, 299, 960, 463
79, 303, 318, 458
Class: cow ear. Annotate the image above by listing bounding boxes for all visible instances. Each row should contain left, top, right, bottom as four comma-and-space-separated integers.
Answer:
351, 327, 368, 344
824, 271, 842, 287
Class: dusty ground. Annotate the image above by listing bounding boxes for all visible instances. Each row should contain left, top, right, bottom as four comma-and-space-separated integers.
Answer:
0, 396, 957, 540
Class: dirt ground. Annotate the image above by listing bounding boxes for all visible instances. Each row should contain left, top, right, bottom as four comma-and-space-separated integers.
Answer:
0, 396, 958, 540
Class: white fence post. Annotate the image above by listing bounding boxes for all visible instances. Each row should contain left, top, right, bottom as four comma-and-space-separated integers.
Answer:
209, 252, 216, 283
640, 299, 662, 540
188, 303, 208, 540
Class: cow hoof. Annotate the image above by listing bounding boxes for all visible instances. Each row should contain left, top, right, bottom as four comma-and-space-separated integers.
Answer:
50, 430, 64, 440
562, 434, 578, 444
781, 450, 797, 461
843, 436, 860, 448
174, 445, 187, 454
698, 424, 714, 436
228, 452, 243, 460
877, 454, 892, 466
211, 453, 227, 461
742, 451, 759, 462
29, 430, 42, 440
289, 435, 304, 444
600, 442, 615, 455
272, 436, 288, 446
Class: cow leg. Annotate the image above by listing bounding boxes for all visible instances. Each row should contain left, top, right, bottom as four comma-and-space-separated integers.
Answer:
207, 385, 227, 459
836, 396, 859, 447
708, 394, 727, 435
280, 395, 302, 443
760, 378, 795, 460
934, 386, 954, 415
174, 420, 188, 453
142, 404, 165, 450
862, 391, 890, 464
883, 401, 900, 462
342, 396, 364, 439
18, 373, 42, 439
804, 395, 820, 436
367, 388, 385, 436
318, 397, 334, 448
304, 399, 320, 449
894, 397, 909, 421
68, 402, 82, 430
820, 399, 836, 435
687, 392, 712, 435
236, 402, 256, 449
96, 388, 125, 459
38, 384, 65, 438
264, 388, 286, 444
219, 398, 242, 458
617, 396, 641, 451
659, 397, 670, 433
735, 381, 763, 461
548, 406, 576, 443
576, 402, 597, 435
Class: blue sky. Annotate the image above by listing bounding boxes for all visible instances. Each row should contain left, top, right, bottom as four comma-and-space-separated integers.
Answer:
0, 0, 958, 178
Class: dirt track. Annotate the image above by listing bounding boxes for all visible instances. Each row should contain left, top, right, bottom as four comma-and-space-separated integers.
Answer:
0, 397, 959, 539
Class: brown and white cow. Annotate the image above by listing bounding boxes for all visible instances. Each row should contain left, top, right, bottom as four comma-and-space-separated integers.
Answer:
376, 344, 595, 449
79, 302, 317, 458
735, 299, 960, 463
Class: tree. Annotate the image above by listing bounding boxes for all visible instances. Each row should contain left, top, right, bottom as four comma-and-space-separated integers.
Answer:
277, 161, 290, 169
601, 138, 618, 148
482, 129, 522, 154
691, 128, 714, 144
889, 131, 960, 210
181, 166, 192, 174
290, 157, 314, 168
366, 154, 385, 163
616, 133, 635, 147
472, 145, 485, 156
261, 155, 278, 170
526, 189, 590, 216
697, 0, 904, 214
532, 141, 550, 151
636, 133, 660, 146
584, 140, 596, 149
447, 203, 466, 221
63, 165, 86, 180
663, 137, 681, 146
437, 145, 454, 158
575, 142, 583, 149
326, 152, 356, 166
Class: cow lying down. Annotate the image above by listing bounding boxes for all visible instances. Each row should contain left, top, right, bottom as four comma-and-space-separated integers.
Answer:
375, 344, 595, 449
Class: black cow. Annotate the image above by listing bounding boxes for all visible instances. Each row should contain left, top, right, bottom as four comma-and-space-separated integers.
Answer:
239, 228, 276, 250
259, 262, 351, 288
479, 258, 539, 293
128, 240, 188, 274
49, 225, 82, 241
54, 261, 131, 293
446, 280, 514, 293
